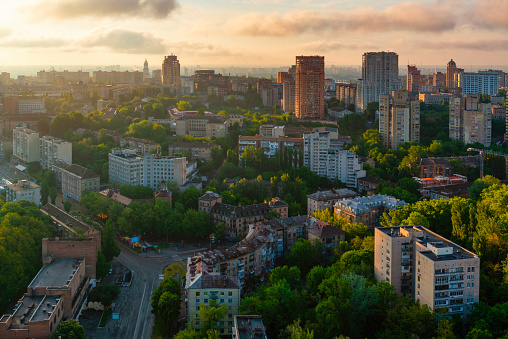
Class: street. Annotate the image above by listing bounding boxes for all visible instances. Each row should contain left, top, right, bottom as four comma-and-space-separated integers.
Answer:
92, 242, 207, 339
0, 162, 25, 182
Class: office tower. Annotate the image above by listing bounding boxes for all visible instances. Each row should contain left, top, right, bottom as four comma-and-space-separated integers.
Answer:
336, 83, 357, 107
143, 59, 150, 79
407, 65, 423, 93
375, 226, 480, 318
379, 91, 420, 149
459, 71, 499, 96
449, 95, 492, 147
162, 54, 180, 87
295, 56, 325, 120
433, 72, 446, 88
357, 52, 401, 111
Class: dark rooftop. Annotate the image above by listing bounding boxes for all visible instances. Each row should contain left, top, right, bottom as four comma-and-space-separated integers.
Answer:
40, 203, 98, 235
29, 258, 83, 289
55, 162, 100, 179
307, 220, 345, 238
234, 315, 267, 339
419, 156, 480, 167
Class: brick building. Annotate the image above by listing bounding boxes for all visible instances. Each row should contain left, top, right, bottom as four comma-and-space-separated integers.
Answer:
418, 156, 480, 178
307, 188, 360, 215
295, 56, 325, 120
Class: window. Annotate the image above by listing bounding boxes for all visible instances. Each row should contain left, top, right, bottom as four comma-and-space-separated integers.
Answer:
196, 299, 200, 303
196, 292, 200, 296
228, 292, 233, 296
228, 299, 233, 303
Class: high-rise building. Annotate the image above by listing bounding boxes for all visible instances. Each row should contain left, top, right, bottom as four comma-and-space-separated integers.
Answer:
374, 226, 480, 318
162, 54, 180, 87
379, 91, 420, 149
303, 128, 365, 187
459, 71, 499, 96
92, 70, 143, 84
357, 52, 401, 111
295, 56, 325, 120
433, 72, 446, 88
143, 59, 150, 80
0, 72, 10, 86
446, 59, 464, 88
12, 127, 40, 163
40, 136, 72, 169
407, 65, 423, 93
449, 95, 492, 147
282, 65, 296, 113
336, 83, 356, 107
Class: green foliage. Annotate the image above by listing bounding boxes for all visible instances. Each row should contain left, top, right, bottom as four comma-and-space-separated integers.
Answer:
63, 201, 72, 212
468, 175, 500, 201
287, 239, 323, 275
180, 186, 202, 210
198, 300, 228, 335
88, 284, 120, 308
269, 265, 301, 290
173, 327, 201, 339
53, 319, 87, 339
119, 184, 154, 199
96, 252, 110, 279
337, 113, 367, 139
102, 221, 120, 262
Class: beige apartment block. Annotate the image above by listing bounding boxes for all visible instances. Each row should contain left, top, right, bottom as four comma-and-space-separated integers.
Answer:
13, 127, 40, 163
375, 226, 480, 318
379, 91, 420, 149
39, 136, 72, 169
6, 180, 41, 205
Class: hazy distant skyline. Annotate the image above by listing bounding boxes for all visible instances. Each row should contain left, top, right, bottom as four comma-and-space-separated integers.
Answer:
1, 0, 508, 68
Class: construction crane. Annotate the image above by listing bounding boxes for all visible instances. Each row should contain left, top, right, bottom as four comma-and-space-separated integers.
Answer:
467, 147, 508, 179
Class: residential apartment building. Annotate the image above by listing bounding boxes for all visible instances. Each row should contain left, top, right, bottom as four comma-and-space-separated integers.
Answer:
357, 176, 390, 193
18, 98, 47, 114
108, 149, 187, 189
92, 70, 144, 84
53, 162, 101, 201
194, 70, 229, 92
459, 71, 499, 96
334, 195, 407, 228
198, 192, 288, 239
227, 115, 243, 128
407, 65, 424, 93
336, 83, 356, 107
39, 136, 72, 169
492, 105, 505, 120
446, 59, 463, 89
419, 93, 455, 105
295, 56, 325, 120
307, 188, 360, 215
233, 315, 267, 339
303, 129, 365, 188
379, 91, 420, 149
175, 115, 228, 138
120, 136, 159, 155
36, 70, 89, 85
418, 156, 480, 178
0, 71, 10, 86
357, 51, 401, 111
265, 216, 308, 258
0, 114, 52, 137
433, 72, 446, 88
307, 219, 346, 259
168, 142, 220, 161
449, 95, 492, 147
162, 54, 180, 87
238, 135, 303, 159
259, 124, 285, 138
12, 127, 40, 163
374, 226, 480, 318
6, 180, 41, 205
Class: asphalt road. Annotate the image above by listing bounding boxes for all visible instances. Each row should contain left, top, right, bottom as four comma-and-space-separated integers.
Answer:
0, 163, 25, 182
93, 243, 207, 339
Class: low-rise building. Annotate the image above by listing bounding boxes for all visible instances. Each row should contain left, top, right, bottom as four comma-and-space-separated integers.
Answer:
259, 125, 285, 138
307, 218, 346, 258
414, 175, 468, 198
119, 136, 160, 155
0, 115, 51, 138
228, 115, 243, 128
418, 156, 480, 178
99, 184, 172, 207
168, 142, 220, 162
233, 315, 267, 339
419, 92, 455, 105
334, 195, 407, 228
428, 182, 475, 200
492, 104, 505, 120
238, 135, 303, 159
175, 115, 228, 138
39, 136, 72, 169
264, 216, 308, 257
357, 175, 389, 193
374, 226, 480, 318
307, 188, 360, 215
53, 162, 100, 201
6, 180, 41, 205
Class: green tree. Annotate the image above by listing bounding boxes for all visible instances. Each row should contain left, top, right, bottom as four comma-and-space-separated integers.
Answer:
96, 252, 110, 279
198, 300, 228, 335
53, 319, 87, 339
433, 319, 456, 339
102, 221, 121, 262
63, 201, 72, 213
173, 327, 200, 339
49, 186, 58, 205
180, 186, 202, 210
287, 239, 323, 275
269, 265, 301, 290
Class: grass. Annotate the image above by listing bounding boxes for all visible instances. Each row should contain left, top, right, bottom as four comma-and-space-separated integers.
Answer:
157, 242, 171, 248
163, 262, 186, 280
98, 308, 112, 328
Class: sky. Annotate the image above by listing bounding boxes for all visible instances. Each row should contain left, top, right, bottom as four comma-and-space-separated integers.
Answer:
1, 0, 508, 69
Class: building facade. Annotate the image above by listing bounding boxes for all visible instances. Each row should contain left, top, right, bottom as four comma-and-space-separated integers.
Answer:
407, 65, 423, 93
459, 71, 499, 97
168, 142, 220, 162
446, 59, 463, 89
39, 136, 72, 169
54, 163, 101, 201
295, 56, 325, 120
374, 226, 480, 318
119, 136, 160, 155
336, 83, 356, 107
357, 52, 401, 111
6, 180, 41, 205
162, 54, 180, 87
93, 70, 143, 84
449, 95, 492, 147
12, 127, 40, 163
379, 91, 420, 149
175, 115, 228, 138
307, 188, 360, 215
418, 156, 480, 178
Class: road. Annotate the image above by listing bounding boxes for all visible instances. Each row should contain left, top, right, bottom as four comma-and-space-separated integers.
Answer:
94, 243, 207, 339
0, 163, 25, 182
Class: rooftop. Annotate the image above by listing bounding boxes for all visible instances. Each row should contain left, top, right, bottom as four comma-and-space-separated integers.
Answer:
7, 180, 40, 191
40, 203, 98, 235
307, 219, 345, 238
307, 188, 359, 201
358, 175, 387, 185
3, 295, 62, 328
234, 315, 267, 339
55, 162, 100, 179
334, 195, 407, 215
199, 191, 222, 201
419, 156, 480, 167
29, 258, 83, 289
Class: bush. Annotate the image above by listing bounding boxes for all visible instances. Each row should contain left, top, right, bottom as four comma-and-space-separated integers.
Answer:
88, 284, 120, 308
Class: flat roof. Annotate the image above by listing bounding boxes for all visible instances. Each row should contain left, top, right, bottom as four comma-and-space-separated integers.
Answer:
234, 315, 267, 339
29, 258, 83, 289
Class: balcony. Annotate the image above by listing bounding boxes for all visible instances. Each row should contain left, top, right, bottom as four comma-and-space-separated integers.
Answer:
401, 266, 411, 273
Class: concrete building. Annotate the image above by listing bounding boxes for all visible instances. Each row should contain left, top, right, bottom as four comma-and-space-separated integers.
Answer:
336, 83, 356, 107
39, 136, 72, 169
194, 70, 229, 92
259, 125, 285, 138
198, 192, 288, 239
407, 65, 424, 93
162, 54, 180, 87
446, 59, 463, 89
459, 71, 499, 97
119, 136, 159, 155
419, 93, 455, 105
37, 70, 89, 85
418, 156, 480, 178
6, 180, 41, 205
238, 134, 303, 161
92, 70, 143, 84
307, 219, 346, 259
12, 127, 40, 163
303, 129, 365, 187
357, 175, 390, 193
0, 115, 52, 138
227, 115, 243, 129
334, 195, 407, 228
18, 98, 47, 114
265, 216, 308, 258
53, 162, 100, 201
433, 72, 446, 88
168, 142, 220, 162
379, 91, 420, 149
295, 56, 325, 120
143, 59, 150, 80
233, 315, 267, 339
357, 52, 401, 111
307, 188, 360, 215
449, 95, 492, 147
374, 226, 480, 317
0, 71, 10, 86
175, 115, 228, 138
108, 149, 187, 189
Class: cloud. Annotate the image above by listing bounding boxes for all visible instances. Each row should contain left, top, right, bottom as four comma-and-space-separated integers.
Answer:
171, 41, 242, 58
302, 41, 378, 52
225, 2, 456, 37
470, 0, 508, 29
416, 39, 508, 51
0, 28, 11, 38
29, 0, 178, 19
82, 29, 167, 54
0, 37, 67, 48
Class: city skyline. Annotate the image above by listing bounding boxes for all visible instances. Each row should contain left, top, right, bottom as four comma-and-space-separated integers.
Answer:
1, 0, 508, 68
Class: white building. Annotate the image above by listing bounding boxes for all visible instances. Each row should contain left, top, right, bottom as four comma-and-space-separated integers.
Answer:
6, 180, 41, 205
108, 149, 187, 189
18, 98, 46, 114
13, 127, 40, 163
303, 129, 365, 188
459, 71, 499, 97
40, 136, 72, 169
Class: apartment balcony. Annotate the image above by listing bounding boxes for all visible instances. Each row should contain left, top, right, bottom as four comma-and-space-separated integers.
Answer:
238, 261, 244, 267
401, 265, 411, 273
401, 252, 411, 259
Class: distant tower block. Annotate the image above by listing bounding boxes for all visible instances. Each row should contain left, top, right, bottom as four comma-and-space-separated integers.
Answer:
143, 59, 150, 79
